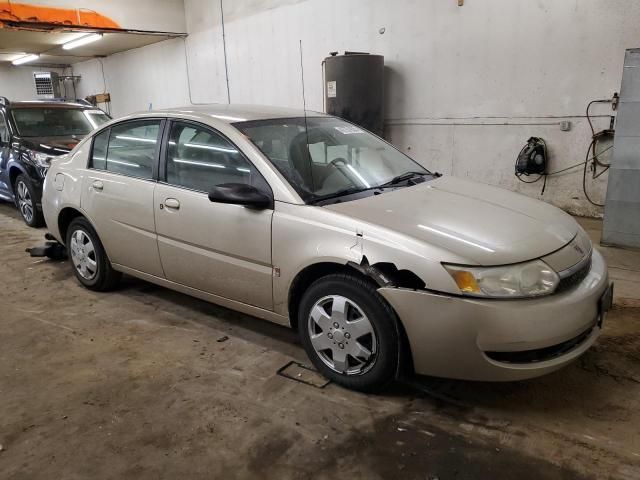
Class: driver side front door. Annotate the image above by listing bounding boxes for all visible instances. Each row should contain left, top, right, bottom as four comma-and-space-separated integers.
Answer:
154, 120, 274, 310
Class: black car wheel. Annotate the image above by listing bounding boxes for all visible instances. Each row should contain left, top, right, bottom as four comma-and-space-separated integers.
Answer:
14, 174, 44, 228
298, 273, 400, 392
66, 217, 121, 291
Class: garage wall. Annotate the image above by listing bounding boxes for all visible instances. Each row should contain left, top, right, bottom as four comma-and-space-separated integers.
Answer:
0, 65, 64, 101
73, 38, 191, 115
72, 0, 638, 216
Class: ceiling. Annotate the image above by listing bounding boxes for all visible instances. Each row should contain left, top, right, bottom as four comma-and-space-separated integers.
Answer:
0, 29, 180, 66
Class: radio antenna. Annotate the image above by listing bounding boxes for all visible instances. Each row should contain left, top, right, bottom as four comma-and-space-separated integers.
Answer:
300, 40, 315, 191
299, 39, 314, 191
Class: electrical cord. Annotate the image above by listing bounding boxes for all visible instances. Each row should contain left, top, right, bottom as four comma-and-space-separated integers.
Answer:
516, 143, 614, 198
586, 99, 611, 138
516, 96, 615, 205
582, 137, 612, 207
586, 98, 615, 168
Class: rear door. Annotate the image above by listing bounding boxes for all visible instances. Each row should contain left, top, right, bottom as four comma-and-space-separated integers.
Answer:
81, 119, 165, 277
154, 120, 274, 309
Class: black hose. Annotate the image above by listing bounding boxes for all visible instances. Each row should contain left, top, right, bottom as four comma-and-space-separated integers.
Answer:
583, 138, 606, 207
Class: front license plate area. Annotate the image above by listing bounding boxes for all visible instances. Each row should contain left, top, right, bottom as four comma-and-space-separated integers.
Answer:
597, 282, 614, 327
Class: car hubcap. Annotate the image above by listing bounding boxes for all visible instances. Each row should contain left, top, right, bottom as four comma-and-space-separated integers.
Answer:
69, 230, 98, 280
308, 295, 377, 375
16, 181, 33, 223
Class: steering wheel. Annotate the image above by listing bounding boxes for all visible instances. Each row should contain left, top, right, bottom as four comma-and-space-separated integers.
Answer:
329, 157, 348, 168
327, 157, 363, 188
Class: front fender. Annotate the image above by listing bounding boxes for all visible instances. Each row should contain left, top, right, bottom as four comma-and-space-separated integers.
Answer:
7, 158, 41, 195
271, 202, 468, 317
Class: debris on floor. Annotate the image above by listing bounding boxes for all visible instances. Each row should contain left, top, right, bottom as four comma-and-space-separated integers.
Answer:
277, 361, 331, 388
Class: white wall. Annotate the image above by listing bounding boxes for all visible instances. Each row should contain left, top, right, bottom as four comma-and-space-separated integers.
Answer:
0, 65, 64, 101
72, 0, 637, 216
73, 38, 191, 115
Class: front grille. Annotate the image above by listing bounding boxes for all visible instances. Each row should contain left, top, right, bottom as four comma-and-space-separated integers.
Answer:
556, 256, 592, 293
485, 327, 594, 364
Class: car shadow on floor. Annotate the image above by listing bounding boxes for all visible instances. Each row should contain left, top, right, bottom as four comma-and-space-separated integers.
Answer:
118, 273, 640, 410
117, 274, 302, 357
39, 257, 640, 415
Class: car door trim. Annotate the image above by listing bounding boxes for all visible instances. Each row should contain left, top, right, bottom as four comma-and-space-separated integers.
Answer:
112, 263, 288, 326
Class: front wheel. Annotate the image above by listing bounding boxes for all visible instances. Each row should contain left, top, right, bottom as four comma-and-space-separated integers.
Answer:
66, 217, 121, 291
298, 273, 400, 392
14, 174, 44, 228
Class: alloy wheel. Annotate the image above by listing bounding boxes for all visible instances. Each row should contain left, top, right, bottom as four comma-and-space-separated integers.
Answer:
308, 295, 378, 375
69, 229, 98, 280
16, 181, 33, 223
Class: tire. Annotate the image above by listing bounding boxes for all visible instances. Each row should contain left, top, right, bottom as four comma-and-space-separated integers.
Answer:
66, 217, 121, 291
14, 174, 44, 228
298, 273, 400, 392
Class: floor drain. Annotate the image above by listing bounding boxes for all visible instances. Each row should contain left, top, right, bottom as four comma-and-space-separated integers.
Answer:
277, 361, 331, 388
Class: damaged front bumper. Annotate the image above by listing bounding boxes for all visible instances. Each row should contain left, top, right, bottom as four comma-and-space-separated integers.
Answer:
379, 249, 610, 382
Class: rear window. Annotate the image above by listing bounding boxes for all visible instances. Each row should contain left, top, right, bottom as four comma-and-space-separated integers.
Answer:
11, 107, 110, 137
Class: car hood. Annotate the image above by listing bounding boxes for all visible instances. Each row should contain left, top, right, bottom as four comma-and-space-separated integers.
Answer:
324, 176, 578, 266
20, 135, 83, 155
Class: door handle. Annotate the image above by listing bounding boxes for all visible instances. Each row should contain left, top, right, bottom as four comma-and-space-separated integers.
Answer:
92, 180, 104, 191
164, 198, 180, 210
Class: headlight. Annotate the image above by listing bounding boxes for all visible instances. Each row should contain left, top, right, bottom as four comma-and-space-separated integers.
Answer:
443, 259, 559, 298
27, 149, 54, 167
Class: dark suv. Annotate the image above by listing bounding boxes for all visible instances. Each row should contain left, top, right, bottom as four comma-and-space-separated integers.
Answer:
0, 97, 110, 227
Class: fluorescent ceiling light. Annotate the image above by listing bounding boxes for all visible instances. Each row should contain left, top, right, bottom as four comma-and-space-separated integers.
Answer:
184, 142, 238, 153
418, 224, 495, 253
115, 135, 156, 143
12, 54, 39, 65
173, 158, 226, 168
62, 33, 103, 50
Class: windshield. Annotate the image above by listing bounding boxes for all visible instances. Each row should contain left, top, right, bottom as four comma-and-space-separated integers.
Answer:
235, 116, 431, 203
11, 108, 110, 137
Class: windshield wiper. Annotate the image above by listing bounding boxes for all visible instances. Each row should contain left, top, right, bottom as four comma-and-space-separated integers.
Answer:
308, 187, 366, 205
308, 171, 432, 205
380, 171, 429, 187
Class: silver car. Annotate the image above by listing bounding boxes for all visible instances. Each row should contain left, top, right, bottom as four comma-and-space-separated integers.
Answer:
42, 105, 612, 391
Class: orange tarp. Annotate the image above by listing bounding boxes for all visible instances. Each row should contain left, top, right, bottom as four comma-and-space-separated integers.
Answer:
0, 1, 120, 28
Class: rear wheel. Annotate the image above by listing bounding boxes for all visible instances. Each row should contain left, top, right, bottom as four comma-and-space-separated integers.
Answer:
298, 273, 400, 392
14, 174, 44, 227
66, 217, 121, 291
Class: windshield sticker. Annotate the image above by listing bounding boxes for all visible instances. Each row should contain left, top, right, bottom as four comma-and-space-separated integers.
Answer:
334, 125, 363, 135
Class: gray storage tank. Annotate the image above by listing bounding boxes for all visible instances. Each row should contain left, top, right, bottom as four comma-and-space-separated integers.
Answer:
323, 52, 384, 136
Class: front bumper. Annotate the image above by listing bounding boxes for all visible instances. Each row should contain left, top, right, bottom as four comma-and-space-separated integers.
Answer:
379, 249, 610, 381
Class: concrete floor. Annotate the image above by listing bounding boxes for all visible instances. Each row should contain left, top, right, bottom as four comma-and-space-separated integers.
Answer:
1, 202, 639, 480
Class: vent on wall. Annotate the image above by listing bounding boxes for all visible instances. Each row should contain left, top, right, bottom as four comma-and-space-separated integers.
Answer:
33, 72, 61, 98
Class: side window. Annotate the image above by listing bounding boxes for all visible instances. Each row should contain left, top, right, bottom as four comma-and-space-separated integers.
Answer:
165, 122, 269, 193
0, 112, 8, 143
90, 120, 160, 179
91, 129, 109, 169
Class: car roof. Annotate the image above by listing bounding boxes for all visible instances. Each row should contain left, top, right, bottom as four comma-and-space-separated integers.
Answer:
151, 104, 327, 124
6, 100, 97, 109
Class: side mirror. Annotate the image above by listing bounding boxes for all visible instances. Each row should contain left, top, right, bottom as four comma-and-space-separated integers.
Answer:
208, 183, 272, 209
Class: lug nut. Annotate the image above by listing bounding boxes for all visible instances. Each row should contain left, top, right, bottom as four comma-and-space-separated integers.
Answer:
328, 333, 333, 339
333, 322, 339, 328
344, 333, 351, 339
338, 343, 344, 349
